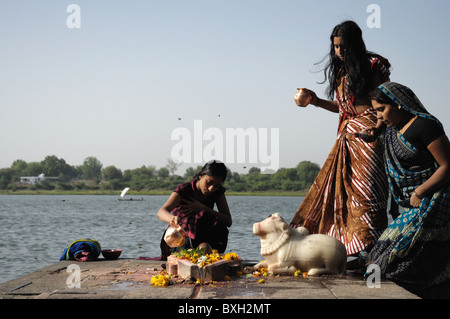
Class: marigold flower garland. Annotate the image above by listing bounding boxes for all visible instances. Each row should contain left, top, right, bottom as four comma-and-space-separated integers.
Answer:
150, 252, 309, 287
151, 248, 241, 286
246, 262, 309, 284
172, 248, 240, 267
150, 273, 172, 287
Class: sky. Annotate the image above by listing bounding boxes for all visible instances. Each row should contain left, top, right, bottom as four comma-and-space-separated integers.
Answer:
1, 0, 449, 175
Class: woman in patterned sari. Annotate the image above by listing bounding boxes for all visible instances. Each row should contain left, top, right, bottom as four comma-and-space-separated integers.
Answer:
364, 82, 450, 298
290, 21, 391, 257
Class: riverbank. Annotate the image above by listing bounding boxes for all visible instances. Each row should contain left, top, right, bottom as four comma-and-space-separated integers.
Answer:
0, 189, 307, 196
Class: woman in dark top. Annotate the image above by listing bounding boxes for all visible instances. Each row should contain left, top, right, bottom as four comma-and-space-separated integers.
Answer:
364, 82, 450, 298
157, 160, 232, 260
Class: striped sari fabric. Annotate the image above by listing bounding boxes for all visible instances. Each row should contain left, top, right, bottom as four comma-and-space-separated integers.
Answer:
290, 59, 390, 256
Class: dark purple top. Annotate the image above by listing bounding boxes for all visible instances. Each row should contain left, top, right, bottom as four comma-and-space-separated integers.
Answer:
170, 180, 226, 239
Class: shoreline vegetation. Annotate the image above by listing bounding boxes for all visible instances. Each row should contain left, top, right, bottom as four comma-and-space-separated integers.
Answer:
0, 189, 307, 196
0, 156, 319, 197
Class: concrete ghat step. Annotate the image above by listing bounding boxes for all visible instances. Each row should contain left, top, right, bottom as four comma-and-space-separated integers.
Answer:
0, 259, 421, 300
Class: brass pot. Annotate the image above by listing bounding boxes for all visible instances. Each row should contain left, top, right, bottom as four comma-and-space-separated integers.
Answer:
294, 88, 312, 107
164, 226, 187, 248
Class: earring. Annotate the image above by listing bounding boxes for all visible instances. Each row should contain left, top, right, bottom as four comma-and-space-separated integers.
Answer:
398, 105, 401, 110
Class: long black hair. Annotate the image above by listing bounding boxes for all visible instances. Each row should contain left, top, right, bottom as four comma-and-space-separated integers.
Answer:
194, 160, 228, 182
318, 21, 390, 100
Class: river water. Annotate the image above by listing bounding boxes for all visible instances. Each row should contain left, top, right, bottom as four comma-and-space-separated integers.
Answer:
0, 194, 303, 283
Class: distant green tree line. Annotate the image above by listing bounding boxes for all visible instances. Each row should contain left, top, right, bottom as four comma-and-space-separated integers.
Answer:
0, 155, 320, 193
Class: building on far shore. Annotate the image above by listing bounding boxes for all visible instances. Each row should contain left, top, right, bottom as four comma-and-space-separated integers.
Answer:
20, 173, 59, 185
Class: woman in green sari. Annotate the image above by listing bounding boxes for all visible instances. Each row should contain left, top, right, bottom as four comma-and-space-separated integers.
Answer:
364, 82, 450, 298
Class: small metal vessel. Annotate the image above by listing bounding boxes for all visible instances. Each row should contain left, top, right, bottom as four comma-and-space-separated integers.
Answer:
164, 226, 187, 247
294, 88, 312, 107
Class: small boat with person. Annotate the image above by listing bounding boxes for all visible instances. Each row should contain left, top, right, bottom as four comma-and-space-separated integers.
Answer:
118, 187, 143, 201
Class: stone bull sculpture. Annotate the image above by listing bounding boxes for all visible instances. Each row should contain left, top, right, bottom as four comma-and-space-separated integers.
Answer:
252, 213, 347, 276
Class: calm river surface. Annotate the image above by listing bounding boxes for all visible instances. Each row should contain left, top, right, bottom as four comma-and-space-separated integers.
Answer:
0, 195, 303, 283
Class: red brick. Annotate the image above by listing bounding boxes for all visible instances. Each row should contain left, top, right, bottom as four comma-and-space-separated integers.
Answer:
166, 255, 179, 276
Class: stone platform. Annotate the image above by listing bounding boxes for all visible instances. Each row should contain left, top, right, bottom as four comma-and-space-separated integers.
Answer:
0, 258, 420, 301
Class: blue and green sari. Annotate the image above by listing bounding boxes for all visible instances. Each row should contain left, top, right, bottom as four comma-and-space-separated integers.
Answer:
366, 82, 450, 298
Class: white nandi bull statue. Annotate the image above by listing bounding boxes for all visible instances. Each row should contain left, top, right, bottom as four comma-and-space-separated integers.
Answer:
252, 213, 347, 276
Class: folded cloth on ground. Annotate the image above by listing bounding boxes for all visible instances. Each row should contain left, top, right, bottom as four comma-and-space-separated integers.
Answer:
60, 239, 101, 261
